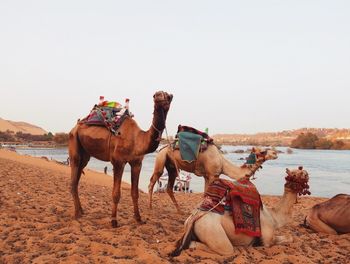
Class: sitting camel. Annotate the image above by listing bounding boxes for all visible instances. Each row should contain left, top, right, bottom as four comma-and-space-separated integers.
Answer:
303, 194, 350, 234
69, 91, 173, 227
148, 145, 277, 212
171, 166, 310, 256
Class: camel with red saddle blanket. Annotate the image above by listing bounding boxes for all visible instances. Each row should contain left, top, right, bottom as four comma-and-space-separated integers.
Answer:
148, 139, 277, 212
171, 166, 310, 256
303, 193, 350, 234
69, 91, 173, 228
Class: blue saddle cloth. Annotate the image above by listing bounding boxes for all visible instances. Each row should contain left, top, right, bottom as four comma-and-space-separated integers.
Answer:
178, 131, 203, 162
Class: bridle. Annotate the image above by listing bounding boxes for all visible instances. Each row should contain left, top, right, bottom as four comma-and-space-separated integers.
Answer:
285, 170, 311, 196
152, 101, 167, 141
243, 151, 267, 179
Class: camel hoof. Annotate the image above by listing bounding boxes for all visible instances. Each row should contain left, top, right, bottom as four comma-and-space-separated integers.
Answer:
74, 210, 83, 219
111, 219, 118, 228
136, 219, 146, 225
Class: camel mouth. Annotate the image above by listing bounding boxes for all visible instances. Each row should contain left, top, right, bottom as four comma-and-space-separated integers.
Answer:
153, 91, 173, 109
154, 91, 172, 100
269, 153, 278, 160
255, 149, 278, 161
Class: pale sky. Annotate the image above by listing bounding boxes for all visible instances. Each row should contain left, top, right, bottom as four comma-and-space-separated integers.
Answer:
1, 1, 349, 135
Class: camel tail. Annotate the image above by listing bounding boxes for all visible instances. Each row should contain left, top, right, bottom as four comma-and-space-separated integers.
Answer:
170, 224, 195, 257
170, 211, 201, 257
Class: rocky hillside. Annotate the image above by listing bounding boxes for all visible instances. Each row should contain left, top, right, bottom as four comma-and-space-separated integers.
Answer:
0, 117, 47, 135
213, 128, 350, 146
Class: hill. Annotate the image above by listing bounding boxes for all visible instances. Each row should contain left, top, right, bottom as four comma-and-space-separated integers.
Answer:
213, 128, 350, 146
0, 117, 47, 135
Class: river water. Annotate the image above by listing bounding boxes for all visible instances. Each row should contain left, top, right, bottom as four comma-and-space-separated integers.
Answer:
15, 146, 350, 198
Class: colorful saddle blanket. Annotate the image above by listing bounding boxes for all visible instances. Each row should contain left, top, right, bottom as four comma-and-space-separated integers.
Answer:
174, 125, 214, 162
80, 105, 131, 134
199, 178, 262, 237
177, 125, 214, 143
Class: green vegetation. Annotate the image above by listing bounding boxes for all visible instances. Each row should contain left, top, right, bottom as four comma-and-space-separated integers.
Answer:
291, 132, 348, 150
0, 130, 69, 146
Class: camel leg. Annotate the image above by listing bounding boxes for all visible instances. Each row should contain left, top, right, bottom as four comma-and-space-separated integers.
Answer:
148, 148, 168, 209
148, 172, 160, 209
189, 241, 218, 254
148, 166, 165, 209
274, 235, 293, 245
306, 210, 338, 235
260, 209, 275, 247
194, 213, 234, 255
69, 144, 90, 219
130, 161, 144, 224
148, 170, 164, 210
111, 162, 125, 228
166, 164, 182, 213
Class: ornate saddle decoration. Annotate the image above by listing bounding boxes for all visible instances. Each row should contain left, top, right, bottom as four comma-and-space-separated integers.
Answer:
173, 125, 214, 162
80, 104, 132, 134
199, 178, 262, 237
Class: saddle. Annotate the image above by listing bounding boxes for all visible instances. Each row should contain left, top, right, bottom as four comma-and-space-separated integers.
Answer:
199, 178, 262, 237
173, 125, 214, 162
79, 105, 132, 134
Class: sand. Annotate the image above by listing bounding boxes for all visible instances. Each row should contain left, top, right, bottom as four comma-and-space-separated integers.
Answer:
0, 149, 349, 264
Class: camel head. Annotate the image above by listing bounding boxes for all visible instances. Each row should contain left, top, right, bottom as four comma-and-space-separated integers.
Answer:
153, 91, 173, 112
285, 166, 311, 196
251, 147, 278, 162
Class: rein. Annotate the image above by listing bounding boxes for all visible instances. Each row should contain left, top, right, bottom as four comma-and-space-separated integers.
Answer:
152, 123, 164, 141
191, 189, 228, 222
152, 108, 165, 141
243, 156, 265, 180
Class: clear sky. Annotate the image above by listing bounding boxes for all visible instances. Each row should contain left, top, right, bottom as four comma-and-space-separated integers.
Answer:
1, 1, 349, 135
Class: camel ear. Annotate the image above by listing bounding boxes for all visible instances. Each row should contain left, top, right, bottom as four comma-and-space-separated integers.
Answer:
286, 168, 290, 175
169, 94, 173, 102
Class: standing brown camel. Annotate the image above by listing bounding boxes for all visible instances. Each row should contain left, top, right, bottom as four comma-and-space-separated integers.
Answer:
148, 146, 277, 212
69, 91, 173, 227
304, 194, 350, 234
171, 167, 310, 256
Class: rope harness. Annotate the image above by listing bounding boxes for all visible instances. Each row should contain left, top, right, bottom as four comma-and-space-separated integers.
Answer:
285, 167, 311, 196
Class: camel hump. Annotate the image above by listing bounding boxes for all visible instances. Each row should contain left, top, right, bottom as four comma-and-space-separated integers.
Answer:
177, 125, 213, 143
79, 104, 132, 135
333, 193, 350, 199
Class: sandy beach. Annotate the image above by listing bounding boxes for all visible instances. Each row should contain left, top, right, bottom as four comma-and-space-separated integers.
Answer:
0, 149, 349, 264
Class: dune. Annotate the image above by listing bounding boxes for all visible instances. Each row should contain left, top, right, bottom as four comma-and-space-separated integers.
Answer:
0, 117, 47, 135
0, 149, 349, 263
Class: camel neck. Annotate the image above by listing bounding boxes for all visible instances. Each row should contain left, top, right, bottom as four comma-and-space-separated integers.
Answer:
221, 157, 251, 180
221, 156, 266, 180
243, 159, 265, 178
142, 106, 167, 154
270, 188, 297, 229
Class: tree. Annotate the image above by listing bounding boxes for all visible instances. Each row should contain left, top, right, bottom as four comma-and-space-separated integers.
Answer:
291, 132, 319, 149
331, 140, 345, 150
53, 133, 69, 145
315, 138, 333, 149
0, 131, 15, 141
